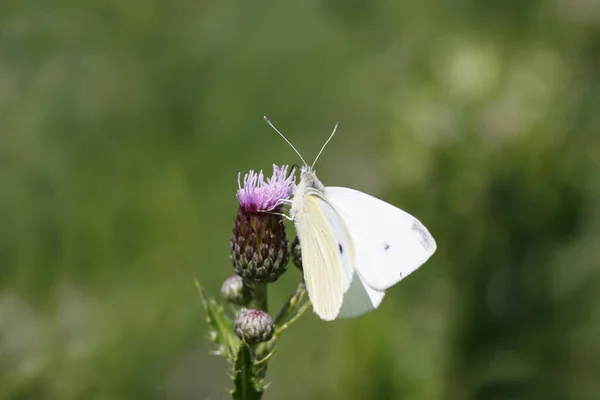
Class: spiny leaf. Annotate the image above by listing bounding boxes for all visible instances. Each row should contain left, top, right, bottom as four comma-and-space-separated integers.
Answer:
231, 343, 263, 400
194, 277, 239, 360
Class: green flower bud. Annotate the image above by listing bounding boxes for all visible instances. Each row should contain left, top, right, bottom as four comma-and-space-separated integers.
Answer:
220, 275, 252, 306
234, 308, 275, 344
230, 208, 289, 283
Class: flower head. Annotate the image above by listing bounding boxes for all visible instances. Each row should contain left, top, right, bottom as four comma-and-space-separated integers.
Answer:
234, 308, 275, 344
220, 275, 252, 306
231, 165, 293, 283
236, 165, 295, 212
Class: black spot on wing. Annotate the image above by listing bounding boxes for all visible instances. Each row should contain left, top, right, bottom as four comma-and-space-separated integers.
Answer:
338, 243, 343, 254
384, 242, 391, 251
411, 219, 434, 251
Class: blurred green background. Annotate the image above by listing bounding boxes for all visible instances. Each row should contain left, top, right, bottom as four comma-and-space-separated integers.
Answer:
1, 0, 599, 399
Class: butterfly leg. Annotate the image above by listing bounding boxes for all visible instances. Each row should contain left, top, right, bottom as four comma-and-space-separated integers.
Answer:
264, 210, 294, 221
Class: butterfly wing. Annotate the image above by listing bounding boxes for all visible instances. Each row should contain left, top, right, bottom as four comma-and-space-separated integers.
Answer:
324, 187, 436, 291
337, 272, 385, 319
295, 190, 354, 320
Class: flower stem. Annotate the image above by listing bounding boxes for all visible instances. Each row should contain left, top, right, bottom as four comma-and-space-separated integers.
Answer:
252, 283, 268, 313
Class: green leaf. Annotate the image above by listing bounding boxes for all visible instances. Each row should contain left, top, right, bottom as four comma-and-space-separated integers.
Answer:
274, 281, 310, 334
231, 343, 263, 400
194, 277, 239, 360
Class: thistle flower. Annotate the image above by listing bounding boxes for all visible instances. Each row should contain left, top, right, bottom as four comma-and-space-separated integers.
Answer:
236, 165, 295, 213
234, 308, 275, 344
230, 165, 295, 283
221, 275, 252, 306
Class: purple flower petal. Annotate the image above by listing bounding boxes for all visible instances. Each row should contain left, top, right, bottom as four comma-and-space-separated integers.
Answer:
236, 164, 296, 212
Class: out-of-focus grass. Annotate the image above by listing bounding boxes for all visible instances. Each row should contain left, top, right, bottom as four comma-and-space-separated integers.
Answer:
1, 0, 599, 399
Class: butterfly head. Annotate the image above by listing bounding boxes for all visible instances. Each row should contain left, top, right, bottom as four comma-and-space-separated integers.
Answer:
299, 165, 325, 192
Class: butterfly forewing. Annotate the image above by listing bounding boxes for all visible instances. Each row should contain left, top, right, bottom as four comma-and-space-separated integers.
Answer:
309, 189, 355, 290
297, 193, 353, 320
324, 187, 437, 291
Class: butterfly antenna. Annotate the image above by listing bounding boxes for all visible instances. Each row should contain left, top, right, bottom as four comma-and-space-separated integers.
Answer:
312, 121, 339, 168
264, 116, 307, 166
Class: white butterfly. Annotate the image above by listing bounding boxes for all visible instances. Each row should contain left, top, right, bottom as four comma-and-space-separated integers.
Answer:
265, 117, 437, 321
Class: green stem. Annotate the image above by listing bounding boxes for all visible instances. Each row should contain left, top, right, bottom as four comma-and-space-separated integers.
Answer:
252, 283, 268, 312
231, 343, 263, 400
232, 281, 309, 399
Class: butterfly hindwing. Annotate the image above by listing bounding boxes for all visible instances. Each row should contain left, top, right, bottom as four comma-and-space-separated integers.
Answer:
337, 270, 385, 319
